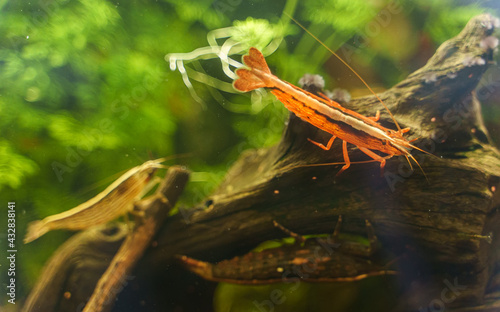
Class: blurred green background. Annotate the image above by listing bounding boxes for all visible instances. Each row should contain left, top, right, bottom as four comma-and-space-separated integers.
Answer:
0, 0, 499, 310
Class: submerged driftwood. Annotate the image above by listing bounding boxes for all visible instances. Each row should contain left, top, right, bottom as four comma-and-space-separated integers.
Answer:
24, 14, 500, 312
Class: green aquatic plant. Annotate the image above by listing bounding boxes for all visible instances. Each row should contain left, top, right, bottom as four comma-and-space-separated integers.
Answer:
420, 0, 484, 43
0, 140, 38, 190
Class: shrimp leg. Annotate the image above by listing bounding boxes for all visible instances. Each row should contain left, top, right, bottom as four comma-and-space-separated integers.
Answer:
307, 135, 336, 151
335, 141, 351, 176
358, 147, 391, 176
272, 220, 307, 244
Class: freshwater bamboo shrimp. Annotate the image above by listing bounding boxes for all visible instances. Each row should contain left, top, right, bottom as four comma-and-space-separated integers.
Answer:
24, 158, 167, 244
177, 218, 396, 284
233, 46, 430, 176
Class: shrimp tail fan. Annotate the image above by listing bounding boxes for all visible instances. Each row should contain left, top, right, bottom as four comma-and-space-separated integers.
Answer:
233, 47, 272, 92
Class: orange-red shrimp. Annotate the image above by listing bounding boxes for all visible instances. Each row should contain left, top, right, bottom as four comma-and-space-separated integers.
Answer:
233, 47, 428, 176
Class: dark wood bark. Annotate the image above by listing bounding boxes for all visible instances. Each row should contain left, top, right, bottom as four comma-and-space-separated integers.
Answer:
24, 13, 500, 312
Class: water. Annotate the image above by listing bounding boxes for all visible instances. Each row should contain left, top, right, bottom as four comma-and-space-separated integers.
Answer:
1, 1, 500, 311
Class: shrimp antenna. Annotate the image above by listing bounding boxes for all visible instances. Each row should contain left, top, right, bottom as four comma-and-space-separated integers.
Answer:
407, 153, 429, 183
404, 154, 414, 171
284, 12, 403, 133
150, 153, 193, 164
285, 158, 388, 171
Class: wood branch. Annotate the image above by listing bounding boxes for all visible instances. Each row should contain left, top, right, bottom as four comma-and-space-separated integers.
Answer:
22, 166, 189, 312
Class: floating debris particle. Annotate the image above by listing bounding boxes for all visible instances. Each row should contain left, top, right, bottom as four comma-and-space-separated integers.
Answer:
447, 72, 457, 79
325, 88, 351, 103
480, 36, 499, 51
481, 14, 500, 30
463, 56, 486, 67
475, 57, 486, 65
422, 72, 437, 84
492, 186, 496, 192
463, 56, 474, 67
298, 74, 325, 89
431, 117, 436, 122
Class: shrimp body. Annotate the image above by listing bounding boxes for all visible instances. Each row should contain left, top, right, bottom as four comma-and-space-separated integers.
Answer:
234, 48, 423, 175
24, 159, 163, 243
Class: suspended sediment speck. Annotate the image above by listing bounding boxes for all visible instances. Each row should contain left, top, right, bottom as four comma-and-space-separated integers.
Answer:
326, 88, 352, 104
463, 56, 486, 67
480, 36, 499, 51
422, 72, 437, 84
298, 74, 325, 89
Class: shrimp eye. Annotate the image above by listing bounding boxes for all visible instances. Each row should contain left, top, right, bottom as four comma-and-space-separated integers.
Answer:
146, 168, 157, 176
